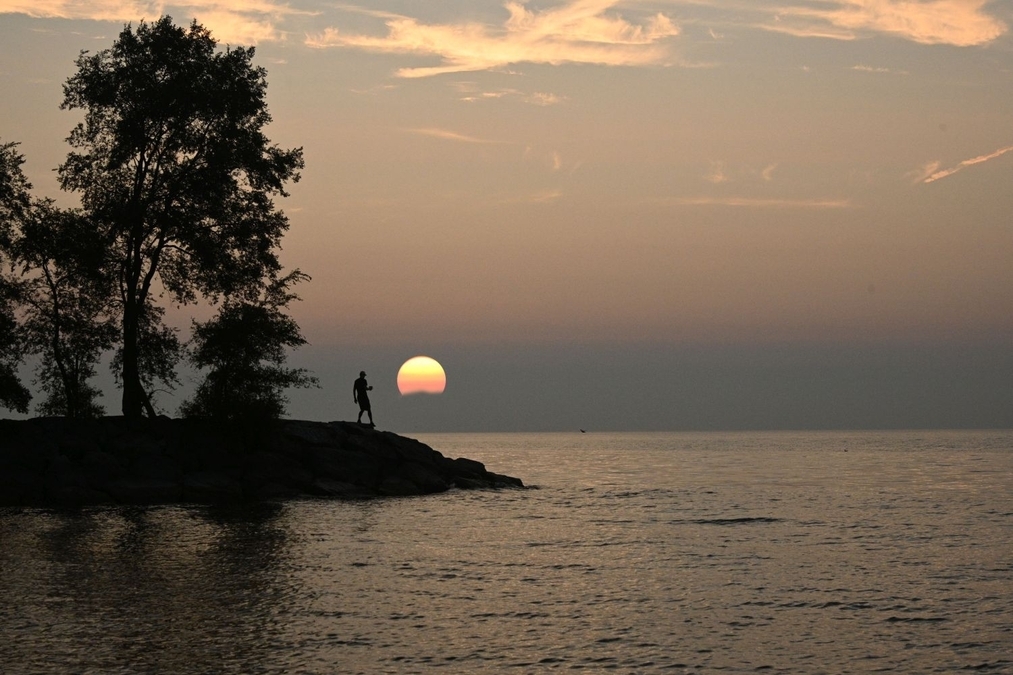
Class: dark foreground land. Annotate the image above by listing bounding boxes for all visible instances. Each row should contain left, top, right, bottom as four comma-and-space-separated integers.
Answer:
0, 417, 523, 507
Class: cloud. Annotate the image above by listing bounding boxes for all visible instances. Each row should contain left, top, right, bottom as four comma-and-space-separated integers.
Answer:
523, 189, 564, 203
706, 161, 783, 184
705, 160, 729, 184
0, 0, 303, 43
666, 196, 852, 208
402, 127, 508, 144
454, 83, 566, 106
759, 0, 1006, 46
528, 92, 566, 106
496, 188, 564, 204
906, 160, 941, 183
921, 144, 1013, 183
350, 83, 399, 94
306, 0, 681, 77
1, 0, 158, 23
851, 64, 906, 74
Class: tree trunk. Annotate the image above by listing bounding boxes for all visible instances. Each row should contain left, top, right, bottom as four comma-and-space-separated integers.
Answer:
121, 299, 144, 418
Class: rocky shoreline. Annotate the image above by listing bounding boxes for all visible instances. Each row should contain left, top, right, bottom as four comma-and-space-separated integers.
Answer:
0, 417, 523, 507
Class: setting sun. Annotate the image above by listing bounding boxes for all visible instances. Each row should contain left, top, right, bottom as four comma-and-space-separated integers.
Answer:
397, 356, 447, 395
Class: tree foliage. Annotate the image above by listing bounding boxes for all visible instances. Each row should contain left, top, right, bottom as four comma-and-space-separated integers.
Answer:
0, 140, 32, 239
58, 16, 304, 418
0, 141, 32, 413
13, 201, 117, 417
0, 278, 31, 414
181, 270, 317, 420
0, 19, 311, 420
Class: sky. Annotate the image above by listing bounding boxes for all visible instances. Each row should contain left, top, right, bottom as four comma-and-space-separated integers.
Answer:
1, 0, 1011, 431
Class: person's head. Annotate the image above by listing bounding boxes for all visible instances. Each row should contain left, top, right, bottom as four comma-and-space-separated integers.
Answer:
360, 371, 366, 377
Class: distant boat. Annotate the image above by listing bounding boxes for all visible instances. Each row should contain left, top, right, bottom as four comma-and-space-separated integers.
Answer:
579, 429, 586, 433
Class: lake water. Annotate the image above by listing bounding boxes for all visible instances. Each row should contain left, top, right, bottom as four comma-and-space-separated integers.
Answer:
1, 430, 1011, 674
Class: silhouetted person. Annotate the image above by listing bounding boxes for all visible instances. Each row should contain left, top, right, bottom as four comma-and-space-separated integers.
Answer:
354, 371, 373, 426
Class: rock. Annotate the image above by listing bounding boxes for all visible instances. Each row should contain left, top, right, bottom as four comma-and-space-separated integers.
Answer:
453, 476, 488, 490
378, 475, 425, 497
310, 478, 373, 499
0, 437, 57, 473
305, 446, 381, 486
283, 421, 337, 446
183, 471, 243, 503
0, 469, 45, 506
130, 452, 183, 482
247, 481, 304, 501
0, 417, 523, 506
450, 457, 487, 477
47, 484, 114, 507
488, 472, 524, 489
106, 478, 183, 504
397, 461, 451, 494
80, 450, 125, 486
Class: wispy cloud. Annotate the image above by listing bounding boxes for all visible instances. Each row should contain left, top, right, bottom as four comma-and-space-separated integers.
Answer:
907, 160, 941, 184
497, 188, 564, 204
851, 64, 906, 74
517, 188, 563, 204
528, 92, 565, 106
350, 83, 399, 95
454, 82, 566, 106
667, 196, 852, 208
530, 188, 563, 203
306, 1, 681, 77
758, 0, 1006, 46
705, 161, 785, 184
402, 127, 508, 144
920, 144, 1013, 184
704, 160, 729, 184
0, 0, 304, 43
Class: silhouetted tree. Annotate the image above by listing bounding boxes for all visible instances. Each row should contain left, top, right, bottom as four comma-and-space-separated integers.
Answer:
109, 302, 183, 415
0, 278, 31, 414
0, 140, 32, 413
13, 201, 117, 417
59, 16, 304, 418
181, 270, 317, 420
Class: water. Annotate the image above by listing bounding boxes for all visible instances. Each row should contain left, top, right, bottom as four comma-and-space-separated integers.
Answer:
1, 430, 1011, 674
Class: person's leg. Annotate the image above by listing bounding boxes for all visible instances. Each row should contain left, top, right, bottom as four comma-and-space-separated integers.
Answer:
367, 410, 374, 425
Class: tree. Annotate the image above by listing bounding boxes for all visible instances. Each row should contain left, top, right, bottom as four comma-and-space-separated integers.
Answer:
0, 140, 32, 413
109, 302, 183, 415
181, 270, 317, 420
13, 201, 117, 418
0, 276, 31, 414
58, 17, 304, 418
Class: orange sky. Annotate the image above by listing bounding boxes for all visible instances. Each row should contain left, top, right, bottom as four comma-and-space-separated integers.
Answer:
2, 1, 1011, 428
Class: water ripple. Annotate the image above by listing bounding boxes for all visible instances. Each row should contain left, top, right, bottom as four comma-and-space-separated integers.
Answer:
2, 430, 1011, 674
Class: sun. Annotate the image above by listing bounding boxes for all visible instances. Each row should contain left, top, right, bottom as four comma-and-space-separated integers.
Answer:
397, 356, 447, 395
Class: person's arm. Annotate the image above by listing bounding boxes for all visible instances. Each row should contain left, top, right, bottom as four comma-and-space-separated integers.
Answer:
353, 382, 357, 403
